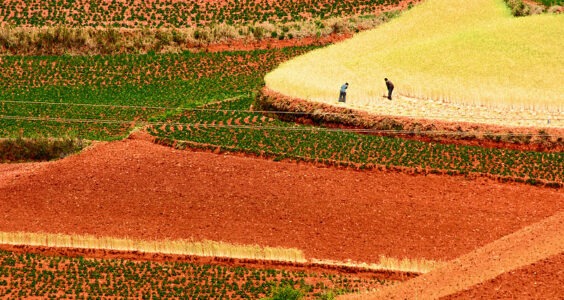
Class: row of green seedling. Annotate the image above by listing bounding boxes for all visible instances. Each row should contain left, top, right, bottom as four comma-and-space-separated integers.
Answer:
150, 97, 563, 185
0, 250, 386, 299
0, 0, 412, 27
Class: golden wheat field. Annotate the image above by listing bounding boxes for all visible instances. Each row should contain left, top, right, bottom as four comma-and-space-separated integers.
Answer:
265, 0, 564, 128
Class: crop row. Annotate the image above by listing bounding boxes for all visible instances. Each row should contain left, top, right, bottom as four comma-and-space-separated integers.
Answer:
0, 0, 418, 28
149, 97, 564, 185
0, 250, 386, 299
1, 44, 561, 184
0, 48, 314, 90
0, 46, 315, 139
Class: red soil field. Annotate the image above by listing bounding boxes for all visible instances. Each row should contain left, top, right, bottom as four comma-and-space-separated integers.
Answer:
0, 132, 562, 265
443, 253, 563, 299
341, 210, 563, 299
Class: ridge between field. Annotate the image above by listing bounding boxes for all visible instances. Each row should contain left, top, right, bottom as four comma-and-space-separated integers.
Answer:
339, 210, 564, 299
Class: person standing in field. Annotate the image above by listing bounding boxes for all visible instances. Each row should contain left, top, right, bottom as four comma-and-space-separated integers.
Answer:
385, 78, 394, 100
339, 82, 349, 103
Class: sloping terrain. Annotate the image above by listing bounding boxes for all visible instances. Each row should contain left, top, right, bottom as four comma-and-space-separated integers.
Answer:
340, 211, 564, 299
443, 253, 563, 299
0, 134, 561, 265
265, 0, 564, 125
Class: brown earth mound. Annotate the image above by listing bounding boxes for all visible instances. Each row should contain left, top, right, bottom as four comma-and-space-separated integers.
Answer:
0, 136, 561, 265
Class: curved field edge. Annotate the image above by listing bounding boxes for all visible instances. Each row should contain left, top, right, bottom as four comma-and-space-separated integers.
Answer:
338, 210, 564, 299
264, 0, 564, 112
149, 91, 564, 188
0, 231, 440, 275
257, 87, 564, 151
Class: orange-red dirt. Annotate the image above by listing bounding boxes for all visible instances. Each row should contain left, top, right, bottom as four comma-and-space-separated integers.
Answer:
340, 210, 564, 299
443, 253, 564, 299
0, 135, 562, 265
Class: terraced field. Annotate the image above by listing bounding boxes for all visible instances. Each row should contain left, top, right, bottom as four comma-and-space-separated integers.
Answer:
0, 0, 562, 299
2, 46, 561, 185
0, 248, 389, 299
0, 47, 315, 139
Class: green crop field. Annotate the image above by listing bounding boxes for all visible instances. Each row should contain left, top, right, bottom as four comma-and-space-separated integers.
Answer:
1, 45, 562, 185
149, 96, 564, 186
0, 0, 417, 28
0, 249, 387, 298
0, 47, 315, 140
538, 0, 563, 5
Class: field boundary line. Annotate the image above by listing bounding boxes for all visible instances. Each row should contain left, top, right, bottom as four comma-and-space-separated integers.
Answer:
0, 231, 442, 275
0, 231, 306, 263
164, 138, 563, 188
340, 211, 564, 299
0, 115, 558, 137
1, 100, 562, 121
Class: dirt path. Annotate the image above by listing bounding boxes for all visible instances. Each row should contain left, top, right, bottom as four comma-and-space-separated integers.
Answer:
340, 211, 564, 299
0, 136, 561, 265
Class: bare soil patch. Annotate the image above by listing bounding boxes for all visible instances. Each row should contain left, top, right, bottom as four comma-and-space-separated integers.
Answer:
341, 211, 564, 299
0, 136, 561, 264
443, 253, 563, 299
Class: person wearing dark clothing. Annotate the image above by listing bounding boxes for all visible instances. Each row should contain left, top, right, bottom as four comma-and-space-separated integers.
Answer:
385, 78, 394, 100
339, 82, 348, 103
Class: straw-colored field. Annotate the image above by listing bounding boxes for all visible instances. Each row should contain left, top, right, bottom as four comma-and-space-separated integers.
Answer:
265, 0, 564, 127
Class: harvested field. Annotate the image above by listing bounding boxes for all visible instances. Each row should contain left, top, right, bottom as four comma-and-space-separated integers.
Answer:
0, 134, 562, 265
265, 0, 564, 126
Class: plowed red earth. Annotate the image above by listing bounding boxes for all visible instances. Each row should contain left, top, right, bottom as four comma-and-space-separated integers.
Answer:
1, 133, 562, 266
341, 210, 563, 299
443, 253, 563, 299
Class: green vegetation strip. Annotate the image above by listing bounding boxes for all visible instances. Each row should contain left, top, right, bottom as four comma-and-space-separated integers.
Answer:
0, 47, 315, 140
0, 249, 386, 299
0, 0, 416, 28
1, 46, 561, 184
149, 97, 563, 186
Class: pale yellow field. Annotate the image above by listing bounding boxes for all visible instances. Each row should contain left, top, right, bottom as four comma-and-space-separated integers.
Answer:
265, 0, 564, 128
